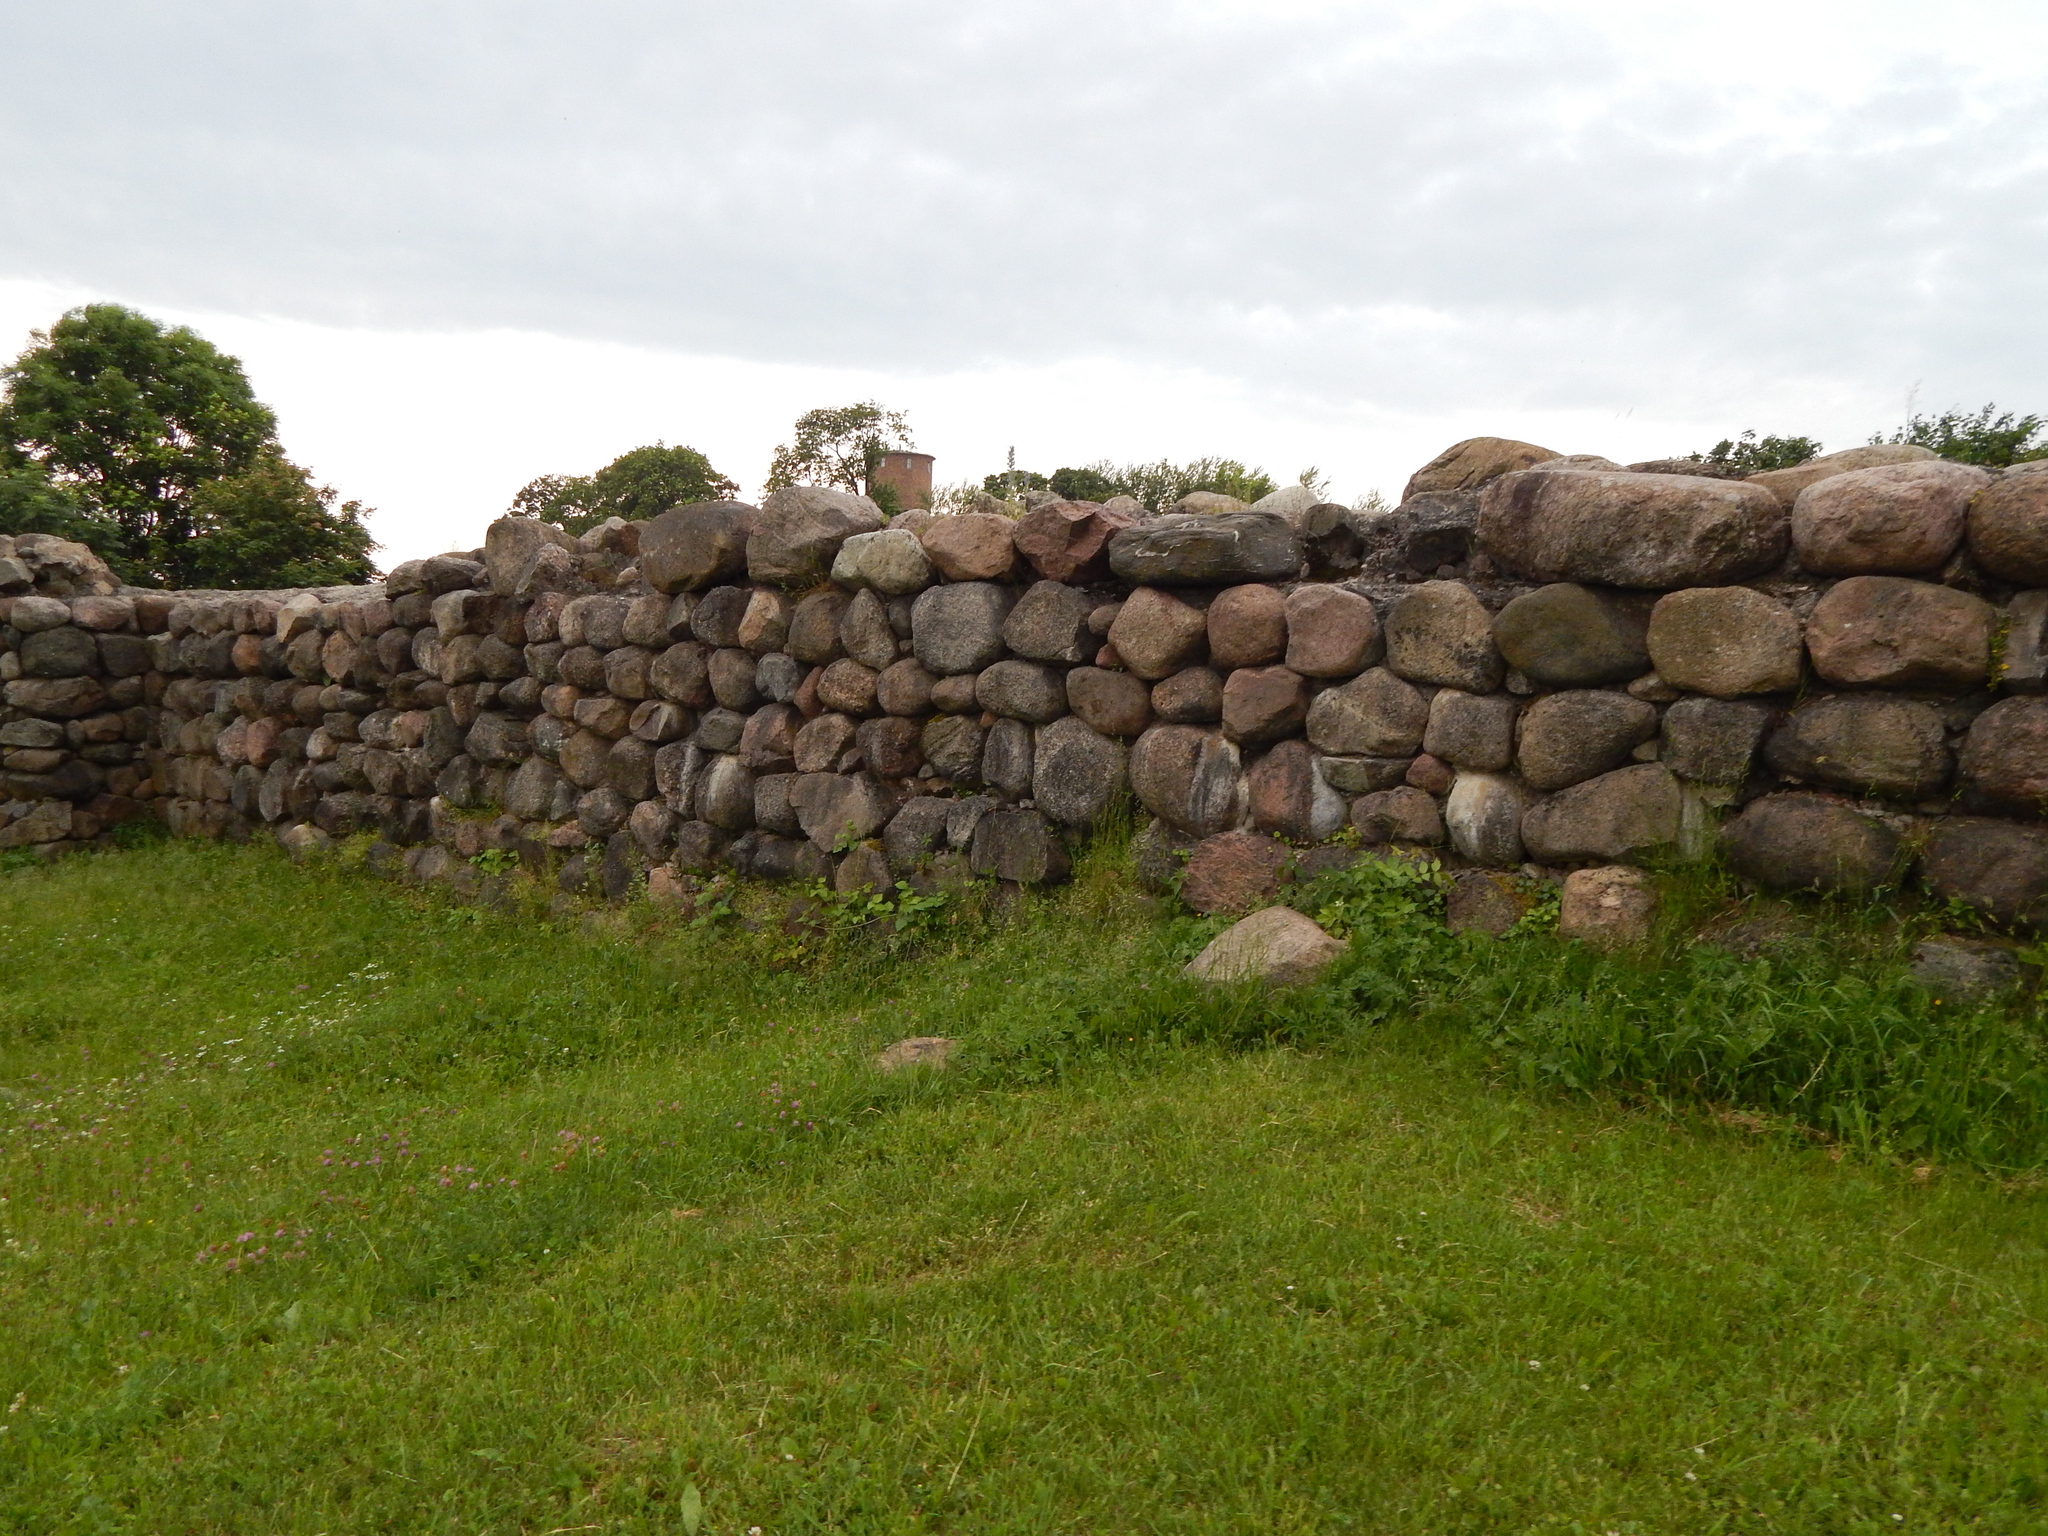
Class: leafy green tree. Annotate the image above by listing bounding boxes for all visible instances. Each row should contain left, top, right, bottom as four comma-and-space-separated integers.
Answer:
0, 468, 107, 553
984, 468, 1049, 496
1876, 404, 2045, 466
509, 442, 740, 536
174, 450, 377, 589
0, 304, 281, 581
1691, 430, 1822, 475
764, 403, 914, 496
0, 304, 376, 589
1047, 465, 1115, 501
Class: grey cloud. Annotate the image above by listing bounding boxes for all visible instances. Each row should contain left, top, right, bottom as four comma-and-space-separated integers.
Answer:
2, 0, 2044, 423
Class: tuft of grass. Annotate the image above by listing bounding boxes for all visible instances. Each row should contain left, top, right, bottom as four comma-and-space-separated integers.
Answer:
0, 837, 2044, 1531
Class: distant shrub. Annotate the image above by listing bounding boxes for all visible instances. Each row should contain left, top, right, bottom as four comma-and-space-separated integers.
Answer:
1876, 403, 2046, 467
1690, 430, 1822, 475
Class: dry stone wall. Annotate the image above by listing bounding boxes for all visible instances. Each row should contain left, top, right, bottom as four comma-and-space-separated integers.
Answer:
4, 442, 2048, 931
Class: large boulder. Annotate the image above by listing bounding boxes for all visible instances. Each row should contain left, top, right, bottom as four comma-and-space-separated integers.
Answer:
1306, 667, 1429, 757
747, 487, 885, 587
1790, 460, 1988, 576
1422, 689, 1518, 772
875, 657, 936, 716
982, 717, 1035, 798
882, 796, 954, 874
1806, 576, 1995, 690
1720, 792, 1901, 893
1003, 580, 1095, 665
918, 512, 1019, 581
1921, 817, 2048, 930
1013, 499, 1136, 583
1206, 584, 1287, 668
483, 516, 576, 597
1444, 771, 1529, 867
1490, 583, 1649, 688
1129, 725, 1243, 836
1246, 738, 1346, 842
1402, 436, 1559, 500
839, 588, 899, 672
975, 659, 1068, 724
1661, 697, 1772, 786
20, 626, 98, 678
1957, 696, 2048, 814
2002, 590, 2048, 694
1967, 463, 2048, 585
921, 714, 985, 782
968, 807, 1071, 884
1152, 666, 1224, 724
1763, 695, 1949, 799
1515, 690, 1659, 791
1645, 587, 1804, 698
1558, 866, 1659, 949
1108, 587, 1208, 679
639, 501, 757, 592
1350, 785, 1444, 846
1283, 585, 1381, 677
1185, 905, 1346, 988
1106, 513, 1303, 585
785, 589, 851, 664
1066, 666, 1153, 736
1221, 665, 1310, 744
911, 582, 1014, 675
1520, 764, 1684, 865
1477, 470, 1787, 588
1355, 491, 1482, 580
792, 712, 856, 774
830, 528, 934, 594
1384, 581, 1503, 692
1032, 716, 1127, 828
790, 771, 894, 847
1744, 443, 1938, 508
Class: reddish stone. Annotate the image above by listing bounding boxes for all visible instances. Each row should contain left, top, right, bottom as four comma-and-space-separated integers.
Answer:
1013, 499, 1137, 583
1246, 739, 1344, 841
876, 658, 936, 716
1405, 753, 1455, 794
1284, 586, 1382, 677
816, 658, 880, 716
919, 512, 1019, 581
1065, 666, 1153, 737
1221, 665, 1310, 744
1107, 588, 1208, 680
1806, 576, 1995, 690
1206, 584, 1287, 668
793, 713, 857, 774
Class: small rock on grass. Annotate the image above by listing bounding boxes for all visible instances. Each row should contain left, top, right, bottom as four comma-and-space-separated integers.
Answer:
1558, 866, 1658, 949
876, 1036, 957, 1073
1185, 906, 1346, 988
1909, 939, 2025, 1004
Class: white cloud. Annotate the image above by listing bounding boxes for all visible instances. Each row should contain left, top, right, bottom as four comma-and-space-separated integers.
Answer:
2, 1, 2046, 562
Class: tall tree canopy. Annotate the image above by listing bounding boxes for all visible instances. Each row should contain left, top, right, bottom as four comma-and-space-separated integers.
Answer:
765, 402, 914, 499
0, 304, 376, 588
509, 442, 739, 535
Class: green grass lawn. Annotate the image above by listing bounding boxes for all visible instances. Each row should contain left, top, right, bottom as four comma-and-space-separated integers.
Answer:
1, 836, 2046, 1533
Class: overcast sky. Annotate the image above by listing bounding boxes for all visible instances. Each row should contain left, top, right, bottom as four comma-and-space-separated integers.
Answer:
4, 0, 2046, 562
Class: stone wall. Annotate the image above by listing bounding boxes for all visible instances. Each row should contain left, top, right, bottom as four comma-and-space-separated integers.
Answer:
3, 436, 2046, 930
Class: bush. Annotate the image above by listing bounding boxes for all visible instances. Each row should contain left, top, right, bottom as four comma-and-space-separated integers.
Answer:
1876, 403, 2046, 467
1690, 430, 1822, 475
